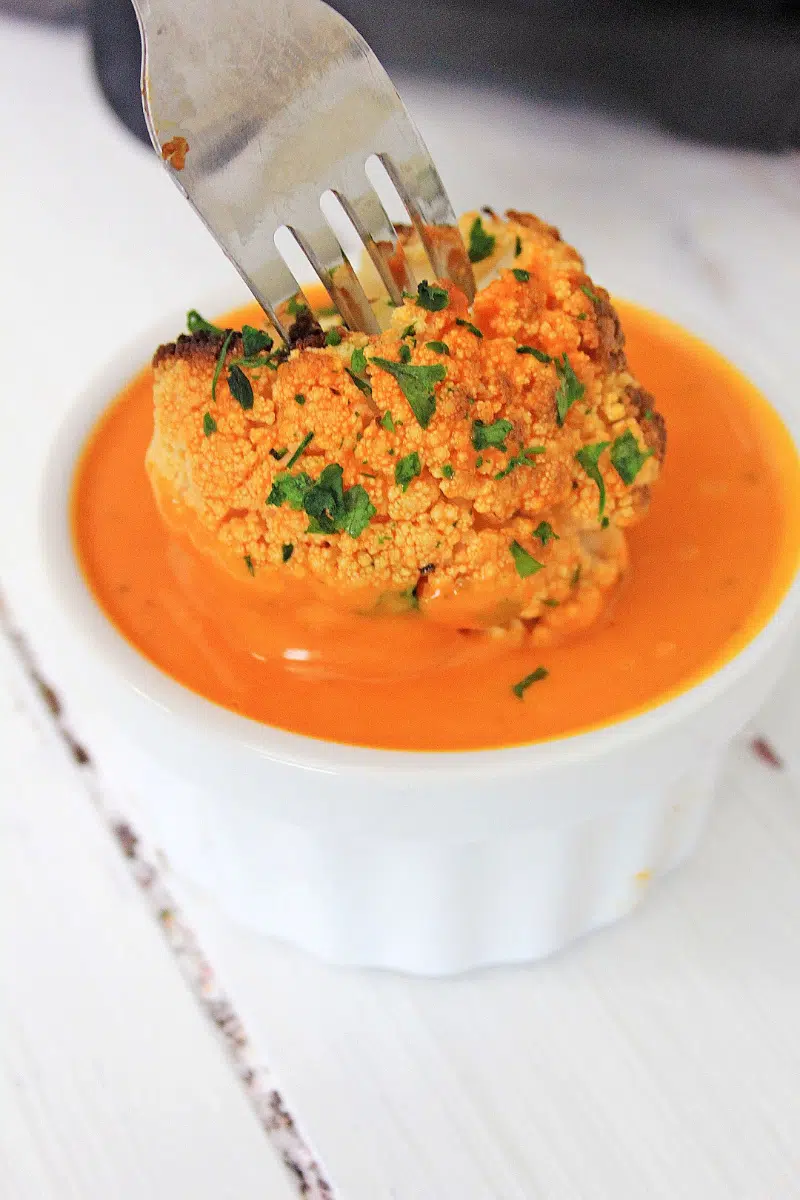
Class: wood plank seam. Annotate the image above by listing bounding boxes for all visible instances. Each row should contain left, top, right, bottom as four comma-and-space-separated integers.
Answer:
0, 587, 336, 1200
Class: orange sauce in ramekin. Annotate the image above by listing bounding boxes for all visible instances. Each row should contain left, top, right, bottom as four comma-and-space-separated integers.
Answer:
71, 302, 800, 751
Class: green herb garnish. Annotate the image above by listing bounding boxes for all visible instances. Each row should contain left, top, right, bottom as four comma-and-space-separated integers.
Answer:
510, 540, 543, 578
554, 353, 585, 425
475, 455, 484, 468
514, 235, 523, 257
286, 431, 314, 469
467, 216, 496, 263
211, 330, 234, 401
425, 341, 450, 355
287, 295, 307, 316
400, 323, 416, 340
512, 268, 530, 282
302, 464, 375, 538
187, 310, 224, 336
350, 346, 367, 375
441, 463, 455, 479
370, 358, 446, 429
455, 318, 483, 338
494, 445, 544, 480
269, 447, 288, 460
601, 515, 610, 528
580, 283, 599, 304
571, 564, 582, 587
533, 521, 559, 546
398, 343, 412, 364
241, 325, 273, 356
395, 451, 421, 492
575, 441, 610, 516
416, 281, 449, 311
472, 417, 513, 452
203, 412, 217, 436
282, 543, 294, 563
381, 410, 396, 432
267, 471, 313, 509
516, 345, 552, 363
512, 666, 549, 699
228, 365, 254, 410
543, 599, 559, 607
610, 429, 653, 484
346, 369, 373, 397
325, 328, 343, 346
294, 393, 306, 406
244, 555, 255, 576
643, 407, 654, 420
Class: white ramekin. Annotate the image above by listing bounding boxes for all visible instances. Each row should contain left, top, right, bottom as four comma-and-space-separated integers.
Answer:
39, 309, 800, 975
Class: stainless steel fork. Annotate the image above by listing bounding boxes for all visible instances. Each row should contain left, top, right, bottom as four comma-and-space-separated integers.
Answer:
132, 0, 474, 341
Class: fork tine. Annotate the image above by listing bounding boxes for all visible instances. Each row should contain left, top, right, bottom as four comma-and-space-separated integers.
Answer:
326, 188, 415, 304
375, 154, 476, 302
281, 225, 380, 336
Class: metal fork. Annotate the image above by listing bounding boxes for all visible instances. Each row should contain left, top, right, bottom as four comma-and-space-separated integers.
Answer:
132, 0, 474, 341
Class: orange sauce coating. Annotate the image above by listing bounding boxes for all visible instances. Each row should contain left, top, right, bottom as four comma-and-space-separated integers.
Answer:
71, 302, 800, 751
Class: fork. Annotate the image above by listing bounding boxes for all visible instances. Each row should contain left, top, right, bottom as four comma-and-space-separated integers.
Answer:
132, 0, 475, 342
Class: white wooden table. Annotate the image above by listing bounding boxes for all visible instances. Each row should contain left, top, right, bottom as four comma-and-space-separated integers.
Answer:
2, 16, 800, 1198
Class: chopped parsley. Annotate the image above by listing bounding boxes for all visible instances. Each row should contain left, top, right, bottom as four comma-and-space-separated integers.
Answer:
532, 521, 559, 546
187, 310, 224, 336
381, 410, 396, 432
227, 364, 254, 410
241, 325, 273, 355
580, 283, 599, 304
425, 341, 450, 355
395, 451, 421, 492
415, 281, 449, 311
494, 445, 544, 480
294, 392, 306, 406
398, 343, 412, 363
571, 564, 582, 587
575, 441, 610, 516
286, 295, 307, 316
512, 268, 530, 282
472, 417, 513, 452
269, 446, 288, 460
243, 555, 255, 575
211, 330, 234, 401
346, 369, 373, 397
601, 515, 610, 529
203, 412, 217, 436
350, 346, 367, 375
267, 471, 313, 509
400, 323, 417, 340
467, 216, 496, 263
325, 328, 343, 346
302, 464, 376, 538
441, 463, 455, 479
554, 353, 585, 425
510, 540, 543, 578
610, 429, 653, 484
543, 598, 560, 607
281, 543, 294, 563
577, 313, 587, 321
455, 318, 483, 338
516, 345, 552, 363
230, 353, 280, 371
475, 455, 484, 468
286, 431, 314, 469
514, 235, 523, 257
512, 666, 549, 699
370, 357, 446, 429
643, 407, 654, 420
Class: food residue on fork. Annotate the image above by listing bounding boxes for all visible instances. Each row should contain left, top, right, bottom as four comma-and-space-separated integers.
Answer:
161, 135, 189, 170
70, 208, 800, 751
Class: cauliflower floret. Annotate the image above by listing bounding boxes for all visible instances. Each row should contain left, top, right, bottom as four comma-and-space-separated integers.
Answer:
147, 211, 665, 637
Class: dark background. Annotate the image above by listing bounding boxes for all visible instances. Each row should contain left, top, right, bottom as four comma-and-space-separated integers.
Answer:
8, 0, 799, 150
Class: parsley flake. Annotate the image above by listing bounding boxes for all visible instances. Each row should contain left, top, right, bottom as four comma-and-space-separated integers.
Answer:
211, 330, 234, 401
267, 471, 313, 509
441, 463, 455, 479
227, 364, 254, 410
381, 410, 396, 432
203, 412, 217, 436
286, 295, 307, 316
281, 543, 294, 563
533, 521, 559, 546
472, 417, 513, 452
294, 393, 306, 406
514, 235, 523, 257
512, 666, 549, 698
415, 281, 449, 311
425, 341, 450, 355
346, 369, 373, 398
575, 441, 610, 516
510, 540, 543, 578
325, 328, 343, 346
187, 310, 224, 336
455, 318, 483, 338
244, 555, 255, 576
400, 323, 416, 340
554, 353, 585, 425
398, 343, 412, 363
302, 464, 376, 538
286, 431, 314, 469
241, 325, 273, 355
512, 268, 530, 282
516, 345, 552, 363
350, 346, 367, 375
610, 430, 653, 484
571, 565, 582, 587
370, 357, 446, 429
269, 447, 288, 460
580, 283, 599, 304
395, 451, 421, 492
494, 445, 544, 480
467, 216, 496, 263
